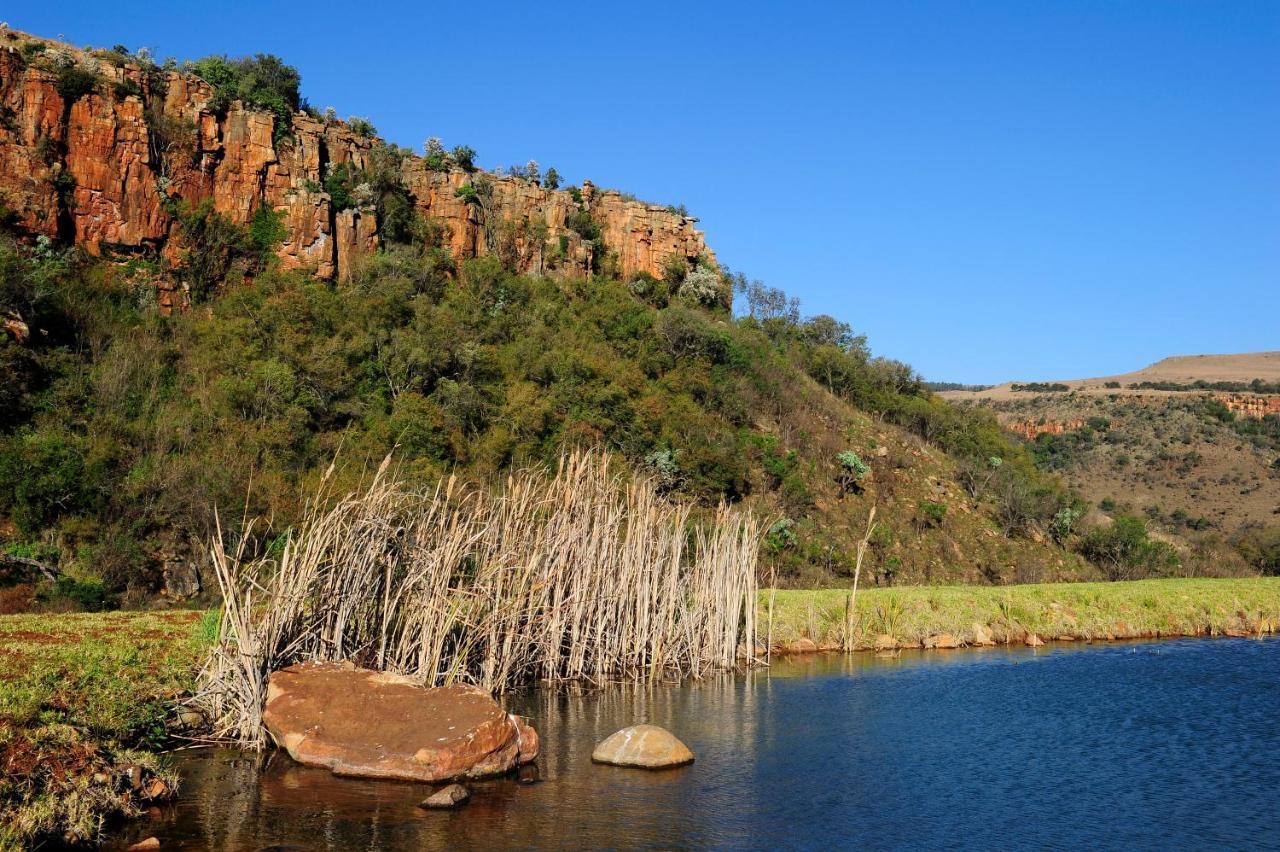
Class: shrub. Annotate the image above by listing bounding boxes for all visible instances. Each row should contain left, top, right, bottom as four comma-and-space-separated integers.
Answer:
248, 205, 287, 253
1079, 515, 1179, 580
917, 500, 947, 528
543, 167, 561, 190
662, 253, 689, 285
323, 162, 356, 210
172, 199, 255, 300
451, 145, 476, 172
347, 116, 377, 138
836, 450, 869, 494
567, 209, 600, 241
677, 267, 723, 308
54, 65, 100, 101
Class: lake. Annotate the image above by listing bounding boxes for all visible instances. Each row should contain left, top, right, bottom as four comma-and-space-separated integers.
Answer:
108, 637, 1280, 850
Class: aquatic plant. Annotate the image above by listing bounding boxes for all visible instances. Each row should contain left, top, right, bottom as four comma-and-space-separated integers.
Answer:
196, 450, 760, 745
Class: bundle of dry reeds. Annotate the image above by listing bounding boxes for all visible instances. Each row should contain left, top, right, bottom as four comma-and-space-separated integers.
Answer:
195, 450, 760, 745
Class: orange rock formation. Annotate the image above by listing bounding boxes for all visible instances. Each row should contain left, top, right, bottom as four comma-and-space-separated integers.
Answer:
1215, 394, 1280, 419
1006, 419, 1087, 440
0, 31, 712, 303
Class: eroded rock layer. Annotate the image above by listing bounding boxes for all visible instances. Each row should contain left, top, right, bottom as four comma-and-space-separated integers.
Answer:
0, 31, 712, 296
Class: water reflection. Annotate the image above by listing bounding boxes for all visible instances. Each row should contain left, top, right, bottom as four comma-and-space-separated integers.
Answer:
108, 638, 1280, 850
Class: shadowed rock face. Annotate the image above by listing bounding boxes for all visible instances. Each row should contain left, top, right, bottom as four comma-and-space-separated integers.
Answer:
0, 31, 713, 305
262, 661, 538, 782
591, 724, 694, 769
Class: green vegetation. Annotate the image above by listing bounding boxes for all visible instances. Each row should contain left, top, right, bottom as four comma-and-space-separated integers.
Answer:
186, 54, 300, 140
0, 610, 211, 848
764, 577, 1280, 648
1079, 515, 1179, 581
1011, 382, 1070, 392
0, 222, 1079, 595
1130, 378, 1280, 394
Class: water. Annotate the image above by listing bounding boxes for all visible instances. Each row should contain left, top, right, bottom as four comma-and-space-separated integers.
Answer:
109, 638, 1280, 850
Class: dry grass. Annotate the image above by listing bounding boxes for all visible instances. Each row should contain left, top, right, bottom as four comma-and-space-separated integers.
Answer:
195, 450, 760, 745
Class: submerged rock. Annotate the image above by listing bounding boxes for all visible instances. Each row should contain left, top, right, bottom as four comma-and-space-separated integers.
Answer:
420, 783, 470, 809
592, 724, 694, 769
262, 661, 538, 782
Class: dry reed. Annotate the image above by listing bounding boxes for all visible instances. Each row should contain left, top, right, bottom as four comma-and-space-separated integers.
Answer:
195, 450, 760, 745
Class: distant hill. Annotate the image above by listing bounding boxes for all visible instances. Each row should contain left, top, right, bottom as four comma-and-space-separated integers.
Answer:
946, 352, 1280, 576
943, 352, 1280, 401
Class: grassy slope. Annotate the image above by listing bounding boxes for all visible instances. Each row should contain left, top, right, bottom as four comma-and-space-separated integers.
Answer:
765, 577, 1280, 649
0, 610, 211, 848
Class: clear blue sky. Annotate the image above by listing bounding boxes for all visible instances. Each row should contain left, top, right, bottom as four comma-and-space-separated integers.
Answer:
10, 1, 1278, 383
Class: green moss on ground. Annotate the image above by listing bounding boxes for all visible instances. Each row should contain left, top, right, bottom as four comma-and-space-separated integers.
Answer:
763, 577, 1280, 649
0, 609, 213, 848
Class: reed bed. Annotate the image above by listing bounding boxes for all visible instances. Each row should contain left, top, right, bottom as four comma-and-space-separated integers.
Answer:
195, 451, 760, 745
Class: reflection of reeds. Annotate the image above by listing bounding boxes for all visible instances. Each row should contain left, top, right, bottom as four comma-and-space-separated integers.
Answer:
196, 450, 760, 745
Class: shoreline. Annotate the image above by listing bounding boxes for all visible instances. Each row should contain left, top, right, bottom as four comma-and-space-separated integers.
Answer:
3, 576, 1279, 846
761, 577, 1280, 654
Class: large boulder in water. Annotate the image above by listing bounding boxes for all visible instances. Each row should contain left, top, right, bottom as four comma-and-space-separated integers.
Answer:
262, 661, 538, 782
592, 724, 694, 769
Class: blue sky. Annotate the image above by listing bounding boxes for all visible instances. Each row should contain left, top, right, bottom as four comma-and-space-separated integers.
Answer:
10, 1, 1278, 383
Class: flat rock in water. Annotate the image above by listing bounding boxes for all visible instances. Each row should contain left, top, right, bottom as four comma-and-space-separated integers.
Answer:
420, 783, 470, 809
592, 724, 694, 769
262, 661, 538, 782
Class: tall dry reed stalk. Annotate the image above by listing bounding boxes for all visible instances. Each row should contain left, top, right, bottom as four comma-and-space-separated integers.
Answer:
195, 450, 760, 745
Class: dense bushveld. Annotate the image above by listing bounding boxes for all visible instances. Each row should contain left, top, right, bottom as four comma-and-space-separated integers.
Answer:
0, 218, 1094, 601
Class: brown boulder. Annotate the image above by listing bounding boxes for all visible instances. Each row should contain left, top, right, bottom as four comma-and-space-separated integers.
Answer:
923, 634, 960, 650
420, 783, 470, 809
970, 623, 996, 646
592, 724, 694, 769
262, 661, 538, 782
784, 637, 819, 653
873, 634, 898, 651
1024, 633, 1045, 647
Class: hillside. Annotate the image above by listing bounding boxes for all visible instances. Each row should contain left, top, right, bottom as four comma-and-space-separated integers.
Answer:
3, 27, 1269, 610
946, 354, 1280, 576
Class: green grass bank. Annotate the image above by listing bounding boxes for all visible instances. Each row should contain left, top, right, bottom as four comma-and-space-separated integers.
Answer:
763, 577, 1280, 651
0, 609, 213, 849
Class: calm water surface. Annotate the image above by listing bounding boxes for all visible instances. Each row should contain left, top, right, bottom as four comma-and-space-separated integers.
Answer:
109, 637, 1280, 850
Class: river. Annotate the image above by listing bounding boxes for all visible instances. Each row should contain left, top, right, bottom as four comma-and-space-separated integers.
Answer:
108, 637, 1280, 850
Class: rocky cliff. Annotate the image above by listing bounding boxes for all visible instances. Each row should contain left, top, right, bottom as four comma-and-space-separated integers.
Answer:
0, 30, 712, 300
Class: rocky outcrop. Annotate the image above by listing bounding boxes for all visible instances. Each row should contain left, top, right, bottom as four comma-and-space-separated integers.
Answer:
1215, 393, 1280, 419
1005, 419, 1087, 441
262, 661, 539, 782
0, 30, 713, 306
591, 724, 695, 769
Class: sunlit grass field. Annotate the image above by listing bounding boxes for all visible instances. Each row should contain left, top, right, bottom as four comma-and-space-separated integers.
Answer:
764, 577, 1280, 649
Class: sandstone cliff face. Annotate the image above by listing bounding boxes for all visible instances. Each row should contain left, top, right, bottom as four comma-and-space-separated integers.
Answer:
1005, 419, 1088, 441
1216, 394, 1280, 419
0, 32, 712, 298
